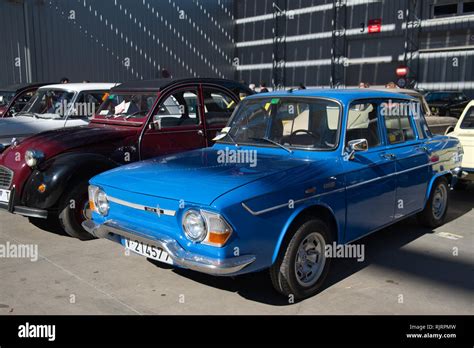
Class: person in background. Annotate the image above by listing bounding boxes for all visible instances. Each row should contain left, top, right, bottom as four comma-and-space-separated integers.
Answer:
249, 83, 256, 92
60, 77, 70, 84
359, 82, 369, 88
298, 83, 306, 90
385, 81, 397, 89
259, 82, 269, 93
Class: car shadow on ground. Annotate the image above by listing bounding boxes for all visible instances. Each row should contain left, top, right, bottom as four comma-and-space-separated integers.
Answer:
149, 186, 474, 306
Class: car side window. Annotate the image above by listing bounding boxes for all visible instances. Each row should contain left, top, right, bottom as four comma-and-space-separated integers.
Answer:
153, 89, 200, 128
9, 90, 35, 115
383, 101, 416, 144
346, 102, 381, 148
460, 106, 474, 129
72, 92, 108, 118
202, 88, 236, 128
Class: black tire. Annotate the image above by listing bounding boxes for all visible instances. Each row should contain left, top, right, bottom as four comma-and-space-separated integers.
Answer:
417, 177, 449, 228
454, 180, 470, 191
58, 180, 95, 240
28, 216, 65, 235
270, 218, 333, 300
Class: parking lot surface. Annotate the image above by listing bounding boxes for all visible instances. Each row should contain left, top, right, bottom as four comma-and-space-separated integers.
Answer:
0, 187, 472, 315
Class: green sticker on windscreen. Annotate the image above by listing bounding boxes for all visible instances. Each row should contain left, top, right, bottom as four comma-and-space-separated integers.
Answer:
270, 98, 280, 104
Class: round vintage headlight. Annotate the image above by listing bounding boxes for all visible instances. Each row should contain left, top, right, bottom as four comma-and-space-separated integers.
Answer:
182, 209, 207, 242
25, 150, 44, 167
95, 190, 109, 216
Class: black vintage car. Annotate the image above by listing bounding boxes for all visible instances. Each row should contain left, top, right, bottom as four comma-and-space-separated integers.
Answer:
425, 91, 470, 118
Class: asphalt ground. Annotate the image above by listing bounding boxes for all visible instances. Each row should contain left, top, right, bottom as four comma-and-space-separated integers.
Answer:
0, 186, 472, 315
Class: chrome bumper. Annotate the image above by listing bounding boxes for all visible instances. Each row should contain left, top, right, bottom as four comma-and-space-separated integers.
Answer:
82, 220, 256, 276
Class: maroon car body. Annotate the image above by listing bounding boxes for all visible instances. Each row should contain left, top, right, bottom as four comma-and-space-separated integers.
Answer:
0, 78, 252, 239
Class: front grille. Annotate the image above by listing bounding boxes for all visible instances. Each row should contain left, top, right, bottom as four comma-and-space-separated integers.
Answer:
0, 165, 13, 190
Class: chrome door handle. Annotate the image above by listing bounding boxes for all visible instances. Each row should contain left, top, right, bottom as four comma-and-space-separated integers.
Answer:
417, 146, 429, 153
381, 153, 396, 160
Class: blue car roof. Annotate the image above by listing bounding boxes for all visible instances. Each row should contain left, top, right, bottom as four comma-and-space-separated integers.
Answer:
245, 89, 415, 104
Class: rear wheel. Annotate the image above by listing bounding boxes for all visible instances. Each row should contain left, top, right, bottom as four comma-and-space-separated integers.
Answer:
270, 218, 332, 300
58, 180, 95, 240
418, 177, 449, 228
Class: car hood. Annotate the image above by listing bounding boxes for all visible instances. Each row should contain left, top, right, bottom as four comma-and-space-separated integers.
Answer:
93, 147, 311, 205
6, 124, 139, 160
0, 115, 64, 144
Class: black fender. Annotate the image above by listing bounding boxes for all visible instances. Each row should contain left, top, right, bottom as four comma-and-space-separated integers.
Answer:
22, 153, 119, 210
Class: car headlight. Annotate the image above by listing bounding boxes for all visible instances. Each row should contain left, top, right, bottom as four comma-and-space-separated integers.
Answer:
182, 209, 207, 242
182, 209, 233, 247
88, 185, 109, 216
25, 150, 44, 167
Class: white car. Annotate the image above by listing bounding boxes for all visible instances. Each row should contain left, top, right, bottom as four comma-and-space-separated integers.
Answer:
0, 83, 116, 151
448, 100, 474, 187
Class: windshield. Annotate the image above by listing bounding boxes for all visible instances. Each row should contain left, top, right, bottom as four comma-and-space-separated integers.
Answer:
96, 93, 158, 120
460, 106, 474, 129
220, 97, 341, 150
0, 91, 16, 106
426, 92, 467, 102
18, 89, 75, 118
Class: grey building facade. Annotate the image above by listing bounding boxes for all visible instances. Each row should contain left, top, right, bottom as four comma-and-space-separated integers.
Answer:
0, 0, 235, 85
235, 0, 474, 96
1, 0, 473, 97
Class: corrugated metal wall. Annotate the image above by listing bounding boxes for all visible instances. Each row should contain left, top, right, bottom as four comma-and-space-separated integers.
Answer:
0, 0, 235, 86
234, 0, 474, 96
1, 0, 473, 95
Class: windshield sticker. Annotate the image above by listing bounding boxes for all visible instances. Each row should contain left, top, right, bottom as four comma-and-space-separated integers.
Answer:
264, 103, 271, 111
271, 98, 280, 104
99, 110, 109, 116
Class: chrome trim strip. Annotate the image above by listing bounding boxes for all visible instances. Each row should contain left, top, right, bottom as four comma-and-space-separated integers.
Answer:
82, 220, 255, 276
241, 187, 346, 216
108, 196, 176, 217
241, 159, 451, 216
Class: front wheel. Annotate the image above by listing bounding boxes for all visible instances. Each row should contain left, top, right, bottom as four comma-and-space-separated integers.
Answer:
58, 181, 95, 240
418, 177, 449, 228
270, 219, 332, 300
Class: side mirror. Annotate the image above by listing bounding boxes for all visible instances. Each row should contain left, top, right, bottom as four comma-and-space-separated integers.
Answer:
346, 138, 368, 160
445, 126, 455, 135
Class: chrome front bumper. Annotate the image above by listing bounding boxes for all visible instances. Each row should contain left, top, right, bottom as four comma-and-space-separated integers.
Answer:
82, 220, 256, 276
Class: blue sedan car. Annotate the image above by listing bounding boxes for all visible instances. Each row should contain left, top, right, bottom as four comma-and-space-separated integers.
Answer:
83, 89, 464, 300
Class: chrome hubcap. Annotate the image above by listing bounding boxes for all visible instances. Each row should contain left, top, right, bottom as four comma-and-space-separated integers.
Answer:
295, 232, 326, 287
432, 184, 447, 220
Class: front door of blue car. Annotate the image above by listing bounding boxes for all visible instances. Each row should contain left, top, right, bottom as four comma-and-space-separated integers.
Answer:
343, 100, 397, 242
381, 99, 431, 218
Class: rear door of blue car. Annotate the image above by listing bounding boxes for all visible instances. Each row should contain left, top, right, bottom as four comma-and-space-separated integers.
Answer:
380, 98, 431, 218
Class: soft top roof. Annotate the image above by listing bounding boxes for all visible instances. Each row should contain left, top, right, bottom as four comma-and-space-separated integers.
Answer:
110, 78, 252, 94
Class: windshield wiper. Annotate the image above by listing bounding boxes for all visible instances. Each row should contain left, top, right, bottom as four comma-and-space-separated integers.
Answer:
250, 137, 293, 154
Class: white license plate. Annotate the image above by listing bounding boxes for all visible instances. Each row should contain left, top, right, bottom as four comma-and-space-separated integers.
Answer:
124, 238, 173, 265
0, 189, 11, 203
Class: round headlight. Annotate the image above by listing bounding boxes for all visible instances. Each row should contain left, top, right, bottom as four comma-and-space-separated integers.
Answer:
182, 210, 207, 242
25, 150, 44, 167
96, 190, 109, 216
